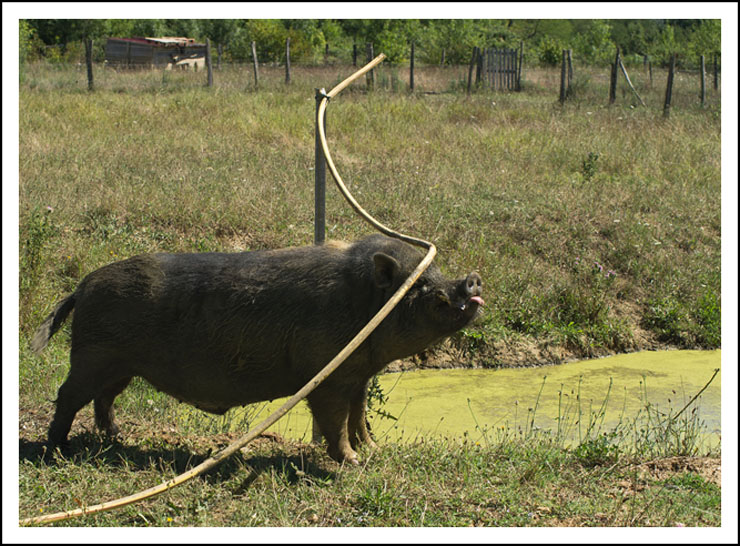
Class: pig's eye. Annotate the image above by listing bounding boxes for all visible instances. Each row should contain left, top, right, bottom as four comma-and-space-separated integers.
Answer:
414, 280, 430, 295
435, 291, 451, 305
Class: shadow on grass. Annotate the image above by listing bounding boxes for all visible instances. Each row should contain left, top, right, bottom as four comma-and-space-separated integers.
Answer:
19, 432, 336, 488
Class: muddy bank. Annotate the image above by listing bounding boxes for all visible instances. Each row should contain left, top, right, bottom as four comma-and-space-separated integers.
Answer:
384, 327, 697, 374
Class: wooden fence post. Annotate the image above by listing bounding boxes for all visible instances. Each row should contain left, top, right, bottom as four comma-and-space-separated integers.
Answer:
205, 39, 213, 87
365, 43, 375, 91
410, 41, 415, 92
476, 47, 483, 86
504, 48, 509, 90
483, 47, 496, 89
517, 41, 523, 91
353, 43, 357, 67
285, 37, 291, 85
493, 49, 504, 91
441, 48, 446, 67
567, 49, 573, 90
700, 54, 706, 107
251, 41, 259, 89
85, 38, 94, 91
609, 47, 620, 104
559, 49, 568, 103
324, 43, 329, 65
217, 43, 223, 70
663, 53, 676, 118
713, 53, 719, 90
644, 55, 653, 88
467, 46, 478, 94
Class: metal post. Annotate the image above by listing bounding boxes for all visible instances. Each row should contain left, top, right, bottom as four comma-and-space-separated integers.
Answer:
314, 89, 327, 245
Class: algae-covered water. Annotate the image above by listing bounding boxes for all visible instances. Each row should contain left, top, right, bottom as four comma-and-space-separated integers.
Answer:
223, 350, 722, 450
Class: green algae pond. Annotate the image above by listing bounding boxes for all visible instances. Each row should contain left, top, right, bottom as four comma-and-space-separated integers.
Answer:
222, 349, 722, 451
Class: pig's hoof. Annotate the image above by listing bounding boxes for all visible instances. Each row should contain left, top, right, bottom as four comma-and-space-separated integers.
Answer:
45, 439, 70, 457
329, 446, 359, 465
104, 423, 121, 438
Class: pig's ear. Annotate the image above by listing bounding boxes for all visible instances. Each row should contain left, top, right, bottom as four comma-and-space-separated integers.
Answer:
372, 252, 400, 288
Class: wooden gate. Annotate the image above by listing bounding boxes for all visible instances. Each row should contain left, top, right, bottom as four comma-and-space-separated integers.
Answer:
480, 48, 521, 91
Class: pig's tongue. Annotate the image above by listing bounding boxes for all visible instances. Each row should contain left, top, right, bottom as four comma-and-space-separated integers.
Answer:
469, 296, 485, 306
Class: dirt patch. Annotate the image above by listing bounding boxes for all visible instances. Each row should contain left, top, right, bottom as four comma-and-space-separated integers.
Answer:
635, 456, 721, 488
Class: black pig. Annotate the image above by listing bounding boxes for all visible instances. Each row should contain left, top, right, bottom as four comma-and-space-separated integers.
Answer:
31, 234, 484, 463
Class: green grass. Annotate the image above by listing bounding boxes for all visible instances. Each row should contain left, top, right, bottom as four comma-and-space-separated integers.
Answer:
18, 62, 721, 363
16, 62, 722, 528
18, 425, 720, 527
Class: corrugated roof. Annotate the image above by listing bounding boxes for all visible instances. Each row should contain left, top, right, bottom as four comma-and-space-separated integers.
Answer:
108, 36, 205, 47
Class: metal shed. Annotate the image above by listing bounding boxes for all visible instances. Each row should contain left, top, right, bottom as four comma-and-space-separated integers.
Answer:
105, 37, 207, 70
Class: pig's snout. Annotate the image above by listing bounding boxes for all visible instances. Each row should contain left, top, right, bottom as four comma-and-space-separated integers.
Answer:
465, 272, 483, 297
458, 272, 484, 309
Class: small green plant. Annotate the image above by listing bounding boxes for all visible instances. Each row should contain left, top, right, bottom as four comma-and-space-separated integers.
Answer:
580, 151, 600, 181
20, 205, 59, 296
691, 290, 721, 348
460, 328, 487, 355
366, 374, 398, 423
573, 432, 620, 467
643, 297, 690, 346
354, 479, 397, 520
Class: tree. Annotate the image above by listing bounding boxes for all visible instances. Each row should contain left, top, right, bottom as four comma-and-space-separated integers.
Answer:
420, 20, 481, 64
571, 19, 615, 65
19, 20, 41, 63
689, 19, 720, 58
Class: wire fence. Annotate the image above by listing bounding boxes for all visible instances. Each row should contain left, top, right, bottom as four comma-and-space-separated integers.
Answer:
21, 39, 721, 113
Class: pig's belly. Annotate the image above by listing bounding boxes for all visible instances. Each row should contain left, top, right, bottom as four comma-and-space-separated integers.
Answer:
137, 358, 300, 414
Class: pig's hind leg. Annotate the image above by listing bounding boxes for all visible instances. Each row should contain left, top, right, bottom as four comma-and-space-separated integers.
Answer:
348, 383, 378, 451
94, 376, 132, 437
48, 349, 131, 447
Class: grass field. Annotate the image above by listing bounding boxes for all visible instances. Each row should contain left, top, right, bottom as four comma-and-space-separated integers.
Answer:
19, 62, 721, 366
15, 61, 723, 528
